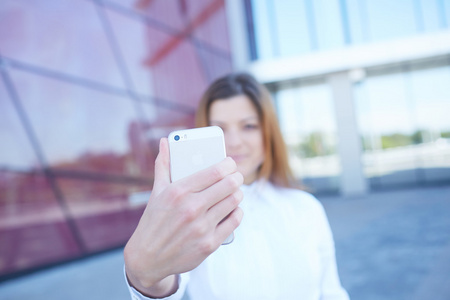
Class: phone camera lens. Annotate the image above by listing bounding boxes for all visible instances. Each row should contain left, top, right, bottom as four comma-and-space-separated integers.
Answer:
174, 135, 180, 141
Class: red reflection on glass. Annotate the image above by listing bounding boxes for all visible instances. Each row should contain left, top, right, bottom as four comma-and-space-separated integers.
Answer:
9, 70, 157, 177
191, 1, 230, 52
134, 0, 189, 31
105, 8, 163, 97
137, 0, 232, 109
148, 40, 214, 108
0, 221, 83, 275
0, 172, 62, 226
0, 172, 80, 275
0, 0, 234, 278
0, 0, 125, 88
143, 0, 225, 67
56, 178, 147, 252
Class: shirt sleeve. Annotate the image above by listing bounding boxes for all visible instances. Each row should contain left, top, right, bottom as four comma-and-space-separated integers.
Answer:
315, 203, 350, 300
124, 266, 190, 300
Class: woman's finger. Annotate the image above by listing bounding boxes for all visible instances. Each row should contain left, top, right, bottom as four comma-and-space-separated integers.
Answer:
152, 138, 171, 195
176, 157, 238, 193
199, 171, 243, 208
206, 184, 244, 224
214, 207, 244, 244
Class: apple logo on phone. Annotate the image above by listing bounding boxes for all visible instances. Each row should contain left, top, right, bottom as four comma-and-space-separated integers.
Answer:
192, 154, 204, 166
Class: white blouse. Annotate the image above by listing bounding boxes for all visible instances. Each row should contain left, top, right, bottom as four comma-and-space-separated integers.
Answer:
127, 181, 349, 300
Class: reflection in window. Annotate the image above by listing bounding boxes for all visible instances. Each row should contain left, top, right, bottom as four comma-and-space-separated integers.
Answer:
0, 171, 76, 274
0, 0, 125, 88
9, 69, 142, 176
0, 172, 63, 225
274, 80, 340, 194
106, 8, 155, 97
355, 57, 450, 188
0, 0, 233, 277
0, 79, 41, 171
409, 58, 450, 182
56, 178, 146, 251
355, 67, 419, 187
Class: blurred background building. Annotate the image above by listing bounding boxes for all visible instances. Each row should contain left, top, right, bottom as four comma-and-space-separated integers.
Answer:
231, 0, 450, 196
1, 0, 449, 280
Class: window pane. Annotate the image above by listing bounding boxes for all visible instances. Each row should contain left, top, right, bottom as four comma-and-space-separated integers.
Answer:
275, 80, 340, 194
106, 8, 158, 97
366, 0, 417, 41
409, 58, 450, 182
146, 39, 220, 108
9, 70, 146, 177
56, 178, 146, 252
105, 1, 231, 98
346, 0, 368, 44
445, 0, 450, 26
355, 58, 450, 188
121, 0, 187, 31
273, 0, 311, 56
420, 0, 441, 31
0, 171, 78, 275
251, 0, 277, 59
355, 66, 419, 188
313, 0, 345, 50
0, 0, 125, 88
0, 79, 41, 171
189, 1, 231, 53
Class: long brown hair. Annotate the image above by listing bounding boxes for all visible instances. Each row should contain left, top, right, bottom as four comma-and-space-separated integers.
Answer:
196, 73, 298, 189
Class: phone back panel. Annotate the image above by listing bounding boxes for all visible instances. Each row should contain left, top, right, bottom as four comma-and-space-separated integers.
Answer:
168, 126, 226, 182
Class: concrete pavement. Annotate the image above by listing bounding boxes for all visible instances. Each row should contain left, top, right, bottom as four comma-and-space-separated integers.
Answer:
322, 184, 450, 300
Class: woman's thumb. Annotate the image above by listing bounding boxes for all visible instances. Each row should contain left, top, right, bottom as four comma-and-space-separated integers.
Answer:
152, 138, 171, 194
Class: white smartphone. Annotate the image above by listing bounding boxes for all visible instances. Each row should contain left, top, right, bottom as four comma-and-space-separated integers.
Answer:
168, 126, 234, 245
168, 126, 226, 182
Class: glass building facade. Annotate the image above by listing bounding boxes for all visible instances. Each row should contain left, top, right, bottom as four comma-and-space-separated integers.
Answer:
249, 0, 450, 60
0, 0, 232, 278
274, 78, 341, 194
234, 0, 450, 194
355, 56, 450, 189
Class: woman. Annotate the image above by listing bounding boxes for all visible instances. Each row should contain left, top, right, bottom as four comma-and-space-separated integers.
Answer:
124, 73, 349, 300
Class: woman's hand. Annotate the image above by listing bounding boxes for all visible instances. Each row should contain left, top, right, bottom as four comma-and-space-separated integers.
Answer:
124, 138, 244, 297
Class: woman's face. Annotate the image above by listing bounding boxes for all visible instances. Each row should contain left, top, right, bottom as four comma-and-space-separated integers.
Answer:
209, 94, 265, 185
